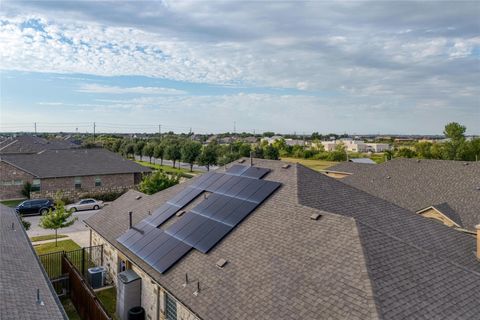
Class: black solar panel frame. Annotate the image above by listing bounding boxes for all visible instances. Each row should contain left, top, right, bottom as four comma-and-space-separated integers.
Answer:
240, 166, 270, 179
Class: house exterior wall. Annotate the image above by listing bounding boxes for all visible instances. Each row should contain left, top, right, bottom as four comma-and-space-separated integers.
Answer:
91, 230, 200, 320
365, 143, 391, 152
0, 161, 34, 200
31, 173, 135, 201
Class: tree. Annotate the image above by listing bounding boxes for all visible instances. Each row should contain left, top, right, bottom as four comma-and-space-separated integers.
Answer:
443, 122, 466, 160
153, 143, 166, 165
263, 144, 279, 160
395, 147, 417, 158
143, 143, 155, 163
123, 143, 135, 158
138, 171, 179, 195
384, 149, 394, 161
198, 143, 218, 171
414, 142, 433, 159
165, 141, 182, 168
328, 143, 347, 161
21, 182, 32, 199
135, 141, 146, 161
181, 141, 202, 172
39, 196, 77, 246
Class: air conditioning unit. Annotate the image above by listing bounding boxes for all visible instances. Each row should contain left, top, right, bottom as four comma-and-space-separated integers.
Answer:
87, 267, 105, 289
116, 269, 142, 320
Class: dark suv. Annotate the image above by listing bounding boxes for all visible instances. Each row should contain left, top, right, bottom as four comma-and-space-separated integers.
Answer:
15, 199, 54, 215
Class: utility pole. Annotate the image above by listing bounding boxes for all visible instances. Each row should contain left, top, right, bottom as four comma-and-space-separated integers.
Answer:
93, 122, 96, 142
159, 124, 162, 138
34, 122, 37, 134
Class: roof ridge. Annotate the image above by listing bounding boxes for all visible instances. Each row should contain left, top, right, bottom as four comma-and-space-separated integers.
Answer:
357, 219, 480, 277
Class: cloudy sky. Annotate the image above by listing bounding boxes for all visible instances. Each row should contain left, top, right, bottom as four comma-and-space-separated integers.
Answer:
1, 0, 479, 134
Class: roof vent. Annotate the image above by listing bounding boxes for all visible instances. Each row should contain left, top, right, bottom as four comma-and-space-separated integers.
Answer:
310, 213, 322, 220
386, 176, 391, 179
238, 159, 245, 163
135, 195, 142, 200
282, 164, 291, 169
216, 258, 228, 269
182, 273, 189, 287
176, 210, 185, 217
193, 281, 201, 296
36, 289, 44, 306
464, 162, 469, 166
417, 159, 421, 163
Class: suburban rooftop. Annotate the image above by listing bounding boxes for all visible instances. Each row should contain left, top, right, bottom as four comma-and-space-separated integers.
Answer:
0, 204, 66, 320
0, 148, 151, 178
0, 135, 78, 155
86, 158, 480, 320
327, 158, 480, 230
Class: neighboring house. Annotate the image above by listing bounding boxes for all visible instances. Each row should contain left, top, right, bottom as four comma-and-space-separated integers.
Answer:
0, 204, 67, 320
364, 142, 391, 152
261, 136, 305, 146
0, 148, 151, 200
326, 158, 480, 231
86, 159, 480, 320
0, 135, 78, 155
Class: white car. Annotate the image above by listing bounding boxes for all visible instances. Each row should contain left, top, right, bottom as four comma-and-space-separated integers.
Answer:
66, 199, 104, 212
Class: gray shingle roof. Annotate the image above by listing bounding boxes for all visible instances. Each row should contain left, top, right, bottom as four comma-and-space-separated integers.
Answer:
0, 135, 77, 154
86, 159, 480, 320
1, 148, 151, 178
326, 158, 480, 230
0, 204, 66, 320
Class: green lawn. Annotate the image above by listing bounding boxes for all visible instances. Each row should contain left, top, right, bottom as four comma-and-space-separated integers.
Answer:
0, 199, 25, 207
61, 298, 81, 320
34, 239, 81, 255
96, 287, 118, 319
30, 234, 68, 242
281, 157, 337, 171
135, 160, 198, 178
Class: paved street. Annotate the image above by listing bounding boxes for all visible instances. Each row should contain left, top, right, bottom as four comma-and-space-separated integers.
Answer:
135, 156, 218, 172
25, 208, 99, 247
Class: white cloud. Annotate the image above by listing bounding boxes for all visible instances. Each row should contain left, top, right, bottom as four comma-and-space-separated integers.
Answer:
77, 84, 186, 95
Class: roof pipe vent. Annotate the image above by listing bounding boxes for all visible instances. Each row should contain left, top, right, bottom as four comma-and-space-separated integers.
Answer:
129, 211, 133, 229
193, 281, 201, 296
182, 273, 189, 287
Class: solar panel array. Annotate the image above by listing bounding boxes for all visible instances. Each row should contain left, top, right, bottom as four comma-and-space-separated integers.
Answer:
117, 164, 281, 273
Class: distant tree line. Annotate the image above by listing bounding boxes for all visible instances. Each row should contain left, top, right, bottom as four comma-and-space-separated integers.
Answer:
390, 122, 479, 161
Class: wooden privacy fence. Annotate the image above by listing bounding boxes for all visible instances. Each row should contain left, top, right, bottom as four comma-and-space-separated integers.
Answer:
62, 255, 112, 320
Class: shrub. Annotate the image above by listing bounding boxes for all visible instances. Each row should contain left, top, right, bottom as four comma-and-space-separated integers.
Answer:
21, 182, 32, 199
82, 190, 127, 202
138, 171, 179, 195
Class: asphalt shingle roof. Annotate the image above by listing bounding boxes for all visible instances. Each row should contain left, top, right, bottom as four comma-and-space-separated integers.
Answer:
1, 148, 151, 178
326, 158, 480, 230
0, 135, 77, 154
0, 204, 66, 320
86, 159, 480, 320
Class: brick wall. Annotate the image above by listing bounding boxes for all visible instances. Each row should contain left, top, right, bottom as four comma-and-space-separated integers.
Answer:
0, 161, 34, 200
91, 230, 200, 320
31, 173, 135, 201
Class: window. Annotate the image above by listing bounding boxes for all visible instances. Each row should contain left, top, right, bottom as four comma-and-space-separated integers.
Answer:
165, 293, 177, 320
31, 179, 41, 191
74, 177, 82, 189
95, 177, 102, 187
117, 256, 131, 273
14, 179, 23, 185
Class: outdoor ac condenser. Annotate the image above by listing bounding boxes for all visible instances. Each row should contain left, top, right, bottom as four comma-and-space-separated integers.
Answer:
116, 269, 142, 320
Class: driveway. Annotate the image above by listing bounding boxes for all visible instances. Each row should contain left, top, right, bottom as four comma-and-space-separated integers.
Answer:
25, 208, 99, 247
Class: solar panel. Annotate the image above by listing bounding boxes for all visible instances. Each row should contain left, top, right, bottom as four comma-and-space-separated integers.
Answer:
144, 203, 180, 227
225, 164, 249, 176
240, 166, 270, 179
116, 164, 282, 273
167, 186, 203, 207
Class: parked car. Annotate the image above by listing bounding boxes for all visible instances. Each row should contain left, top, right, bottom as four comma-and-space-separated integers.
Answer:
15, 199, 54, 215
66, 199, 104, 212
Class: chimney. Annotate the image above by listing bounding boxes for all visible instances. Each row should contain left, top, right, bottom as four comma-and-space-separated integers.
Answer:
476, 224, 480, 260
129, 211, 133, 229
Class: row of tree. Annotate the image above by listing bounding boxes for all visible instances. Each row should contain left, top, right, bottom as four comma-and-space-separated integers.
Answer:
389, 123, 479, 161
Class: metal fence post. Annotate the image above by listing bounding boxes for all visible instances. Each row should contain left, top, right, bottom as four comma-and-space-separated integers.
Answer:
81, 247, 85, 277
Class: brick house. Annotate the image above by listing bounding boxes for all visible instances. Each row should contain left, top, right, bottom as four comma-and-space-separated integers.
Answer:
85, 159, 480, 320
0, 148, 151, 200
